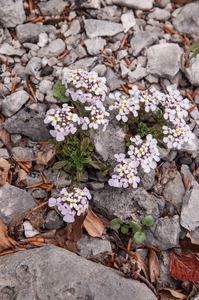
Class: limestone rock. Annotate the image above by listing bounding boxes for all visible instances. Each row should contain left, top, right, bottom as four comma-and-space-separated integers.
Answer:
185, 55, 199, 87
84, 19, 124, 38
130, 31, 158, 57
173, 3, 199, 34
0, 246, 157, 300
112, 0, 154, 10
1, 91, 29, 117
0, 183, 36, 226
84, 37, 106, 55
0, 0, 26, 28
38, 0, 69, 15
147, 43, 182, 79
37, 39, 65, 59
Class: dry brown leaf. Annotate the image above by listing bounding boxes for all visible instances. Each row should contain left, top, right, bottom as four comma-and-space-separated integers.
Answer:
159, 288, 186, 299
180, 232, 199, 255
0, 158, 11, 186
17, 169, 27, 182
148, 249, 159, 283
0, 218, 13, 253
83, 206, 105, 237
0, 120, 10, 144
37, 143, 56, 165
181, 172, 192, 191
136, 253, 149, 281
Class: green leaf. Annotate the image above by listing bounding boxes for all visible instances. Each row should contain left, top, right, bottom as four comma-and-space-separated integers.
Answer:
53, 161, 68, 169
129, 221, 141, 233
81, 137, 90, 152
60, 95, 70, 103
53, 82, 61, 89
186, 40, 199, 59
110, 218, 123, 230
134, 232, 146, 244
60, 86, 66, 94
190, 48, 199, 60
77, 169, 83, 181
142, 215, 154, 226
88, 160, 104, 170
87, 143, 94, 152
121, 225, 129, 234
53, 90, 61, 99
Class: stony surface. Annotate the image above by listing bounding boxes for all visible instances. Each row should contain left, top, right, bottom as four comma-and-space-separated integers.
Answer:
38, 0, 69, 15
0, 183, 36, 226
112, 0, 154, 10
147, 44, 182, 79
130, 31, 158, 57
0, 246, 157, 300
173, 3, 199, 34
180, 181, 199, 231
1, 91, 29, 117
84, 19, 124, 38
37, 39, 65, 59
2, 103, 51, 142
0, 0, 26, 28
185, 56, 199, 87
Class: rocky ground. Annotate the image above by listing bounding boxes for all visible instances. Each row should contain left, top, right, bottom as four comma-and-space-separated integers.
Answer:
1, 0, 199, 299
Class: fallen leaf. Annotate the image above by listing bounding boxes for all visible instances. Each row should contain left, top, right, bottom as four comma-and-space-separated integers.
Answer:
148, 249, 159, 283
37, 143, 56, 165
0, 120, 10, 144
0, 158, 11, 186
159, 288, 186, 299
171, 0, 193, 4
83, 206, 105, 237
170, 251, 199, 282
181, 173, 192, 191
180, 232, 199, 255
0, 218, 13, 253
17, 169, 27, 182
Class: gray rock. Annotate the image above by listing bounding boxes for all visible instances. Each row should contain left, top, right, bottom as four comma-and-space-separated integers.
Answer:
84, 19, 124, 39
88, 182, 105, 190
0, 43, 26, 56
43, 168, 71, 189
178, 137, 199, 157
147, 8, 170, 21
22, 42, 39, 52
105, 67, 121, 91
158, 250, 179, 289
130, 31, 158, 57
12, 146, 35, 161
85, 37, 106, 55
37, 39, 65, 59
45, 90, 60, 103
38, 0, 69, 15
190, 106, 199, 120
0, 182, 36, 226
190, 227, 199, 243
91, 186, 165, 223
162, 150, 177, 162
163, 171, 185, 214
70, 0, 101, 9
144, 25, 165, 37
181, 181, 199, 231
121, 10, 136, 33
2, 103, 51, 142
39, 80, 54, 94
64, 19, 81, 38
1, 91, 29, 117
16, 23, 56, 44
173, 3, 199, 34
63, 50, 78, 66
44, 210, 65, 230
112, 0, 154, 10
89, 116, 125, 166
10, 134, 22, 145
92, 64, 107, 76
0, 148, 9, 159
128, 66, 147, 83
120, 63, 130, 78
68, 57, 98, 71
25, 172, 47, 199
147, 44, 182, 79
77, 233, 112, 258
144, 215, 181, 250
0, 246, 157, 300
181, 164, 195, 184
185, 56, 199, 87
88, 5, 120, 21
0, 0, 26, 28
74, 44, 87, 59
117, 50, 128, 61
138, 168, 155, 191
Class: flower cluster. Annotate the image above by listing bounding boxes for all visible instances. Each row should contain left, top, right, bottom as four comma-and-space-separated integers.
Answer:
108, 153, 140, 188
109, 86, 195, 150
48, 187, 91, 223
62, 68, 107, 104
44, 104, 79, 141
109, 134, 160, 188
